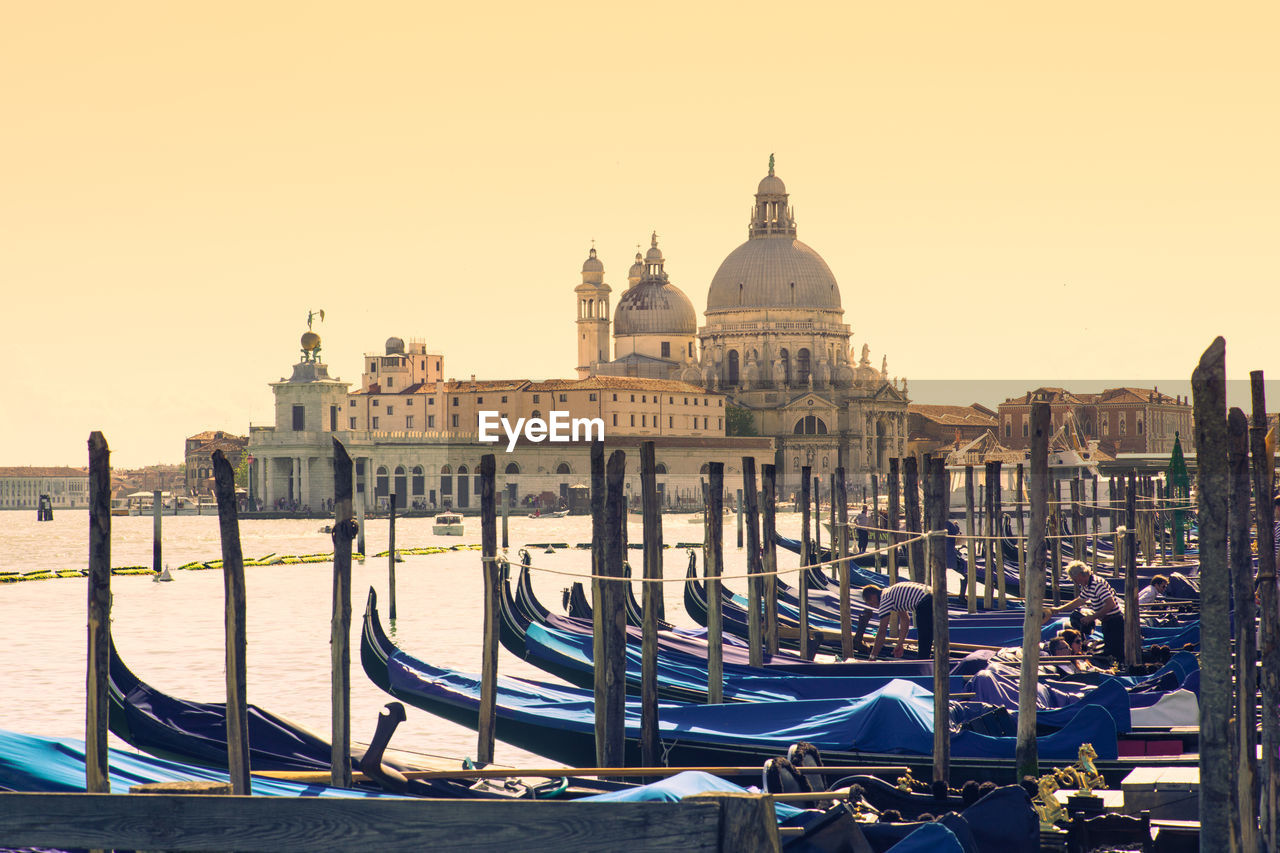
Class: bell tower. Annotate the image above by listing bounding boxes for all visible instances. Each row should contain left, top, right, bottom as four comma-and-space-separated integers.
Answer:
574, 246, 611, 378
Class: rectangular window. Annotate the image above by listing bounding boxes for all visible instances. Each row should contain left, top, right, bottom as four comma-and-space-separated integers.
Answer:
350, 399, 358, 407
630, 414, 635, 426
703, 417, 708, 429
452, 397, 459, 406
688, 342, 693, 357
427, 397, 434, 406
669, 396, 673, 404
477, 397, 483, 404
612, 394, 618, 401
406, 398, 413, 406
330, 406, 337, 431
349, 417, 357, 429
533, 394, 540, 403
501, 396, 508, 403
370, 362, 377, 373
405, 415, 414, 428
559, 394, 567, 403
385, 405, 394, 415
660, 341, 670, 357
428, 415, 435, 428
718, 399, 723, 407
669, 416, 673, 428
387, 377, 394, 388
642, 415, 647, 427
452, 414, 459, 428
589, 393, 597, 401
612, 414, 618, 426
684, 397, 688, 405
718, 417, 723, 430
371, 416, 379, 429
292, 405, 305, 431
630, 394, 635, 402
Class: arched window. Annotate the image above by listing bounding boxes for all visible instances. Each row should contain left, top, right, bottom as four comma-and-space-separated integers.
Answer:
411, 465, 424, 496
440, 464, 452, 475
793, 415, 828, 435
375, 466, 389, 498
556, 463, 571, 475
457, 464, 469, 475
655, 463, 668, 475
699, 463, 710, 475
393, 466, 407, 507
779, 349, 790, 385
727, 350, 739, 386
796, 349, 811, 385
505, 462, 521, 475
531, 410, 541, 420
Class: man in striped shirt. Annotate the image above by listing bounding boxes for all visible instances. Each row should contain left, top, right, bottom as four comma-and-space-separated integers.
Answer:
1048, 561, 1125, 661
861, 581, 933, 659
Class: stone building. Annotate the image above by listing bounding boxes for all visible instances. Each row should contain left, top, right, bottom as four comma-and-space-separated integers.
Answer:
184, 430, 248, 494
906, 404, 998, 464
0, 467, 88, 510
580, 161, 909, 496
996, 386, 1191, 455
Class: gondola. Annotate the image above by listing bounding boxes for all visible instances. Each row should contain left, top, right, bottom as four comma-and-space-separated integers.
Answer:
363, 587, 1203, 786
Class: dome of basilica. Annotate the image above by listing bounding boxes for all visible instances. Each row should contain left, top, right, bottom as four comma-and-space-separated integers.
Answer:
614, 233, 697, 336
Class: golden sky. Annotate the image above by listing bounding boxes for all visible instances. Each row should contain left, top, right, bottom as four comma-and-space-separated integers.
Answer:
3, 2, 1277, 466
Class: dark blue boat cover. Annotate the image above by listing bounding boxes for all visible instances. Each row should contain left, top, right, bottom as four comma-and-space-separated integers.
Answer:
578, 769, 803, 820
387, 653, 1119, 760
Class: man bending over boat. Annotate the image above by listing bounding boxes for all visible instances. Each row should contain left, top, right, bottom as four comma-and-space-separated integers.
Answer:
1046, 561, 1125, 662
862, 581, 933, 659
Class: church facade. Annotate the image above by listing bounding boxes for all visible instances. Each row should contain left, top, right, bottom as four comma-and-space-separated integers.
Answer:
581, 161, 909, 496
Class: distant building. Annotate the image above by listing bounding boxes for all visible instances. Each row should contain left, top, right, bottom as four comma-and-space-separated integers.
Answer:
0, 466, 89, 510
247, 329, 766, 512
996, 386, 1191, 455
184, 430, 248, 494
907, 403, 998, 464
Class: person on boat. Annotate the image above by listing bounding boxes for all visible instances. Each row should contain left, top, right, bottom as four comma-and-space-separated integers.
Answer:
862, 581, 932, 659
854, 506, 870, 553
1047, 561, 1125, 661
1137, 574, 1169, 606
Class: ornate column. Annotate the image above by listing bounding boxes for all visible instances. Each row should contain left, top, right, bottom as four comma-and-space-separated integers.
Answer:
300, 456, 311, 508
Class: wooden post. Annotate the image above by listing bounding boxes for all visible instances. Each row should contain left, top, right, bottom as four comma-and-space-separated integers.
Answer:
1124, 473, 1140, 669
736, 489, 744, 549
356, 495, 366, 559
706, 462, 725, 702
598, 449, 628, 765
639, 442, 662, 766
329, 438, 354, 788
1192, 337, 1229, 847
835, 468, 851, 657
1017, 401, 1050, 781
476, 455, 498, 765
1228, 408, 1258, 853
1156, 480, 1167, 564
964, 466, 977, 613
928, 456, 950, 783
812, 475, 822, 561
992, 461, 1005, 609
86, 432, 111, 794
1016, 463, 1027, 594
887, 458, 901, 583
903, 457, 922, 583
983, 463, 995, 609
798, 466, 812, 661
501, 491, 509, 551
1090, 474, 1099, 573
1049, 479, 1062, 611
152, 489, 162, 575
761, 464, 779, 656
1071, 476, 1083, 569
590, 441, 609, 758
871, 474, 882, 574
212, 451, 250, 795
1250, 371, 1279, 852
743, 458, 763, 666
388, 493, 397, 621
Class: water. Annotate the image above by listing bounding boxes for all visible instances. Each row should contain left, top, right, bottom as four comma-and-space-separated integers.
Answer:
0, 509, 811, 771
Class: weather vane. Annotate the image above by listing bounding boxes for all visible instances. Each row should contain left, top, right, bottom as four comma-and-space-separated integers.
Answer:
306, 308, 325, 330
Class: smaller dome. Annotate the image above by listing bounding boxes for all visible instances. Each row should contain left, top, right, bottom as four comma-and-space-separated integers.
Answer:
582, 247, 604, 273
644, 231, 663, 264
614, 282, 697, 336
757, 173, 787, 196
385, 337, 405, 355
627, 251, 643, 286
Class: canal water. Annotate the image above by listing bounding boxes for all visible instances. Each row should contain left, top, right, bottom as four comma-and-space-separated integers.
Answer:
0, 509, 821, 770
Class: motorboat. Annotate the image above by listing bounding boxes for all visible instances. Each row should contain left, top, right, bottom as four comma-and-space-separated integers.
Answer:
432, 513, 464, 535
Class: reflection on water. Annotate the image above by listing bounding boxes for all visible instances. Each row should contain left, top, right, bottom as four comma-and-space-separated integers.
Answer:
0, 510, 808, 769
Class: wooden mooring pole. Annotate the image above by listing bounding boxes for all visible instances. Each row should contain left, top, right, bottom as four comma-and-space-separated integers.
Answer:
212, 450, 250, 794
903, 457, 922, 583
330, 438, 354, 788
964, 466, 977, 613
812, 475, 822, 562
477, 455, 498, 765
736, 489, 744, 549
152, 489, 162, 575
1016, 400, 1049, 781
992, 461, 1004, 609
502, 490, 509, 551
356, 495, 366, 559
639, 442, 662, 765
598, 449, 628, 765
388, 493, 397, 621
743, 458, 763, 667
887, 459, 901, 583
871, 474, 882, 574
798, 466, 812, 661
1124, 473, 1140, 670
86, 432, 111, 795
834, 468, 850, 657
1090, 474, 1099, 573
1251, 371, 1279, 852
1016, 463, 1027, 593
706, 462, 725, 703
928, 456, 949, 783
1192, 337, 1229, 848
1228, 408, 1258, 853
590, 441, 608, 754
761, 464, 779, 656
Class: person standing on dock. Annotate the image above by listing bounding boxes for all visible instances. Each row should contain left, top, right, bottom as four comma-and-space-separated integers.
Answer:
862, 581, 932, 659
1047, 561, 1125, 661
854, 505, 870, 553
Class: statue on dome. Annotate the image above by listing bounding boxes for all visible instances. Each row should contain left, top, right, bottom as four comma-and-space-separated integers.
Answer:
307, 308, 325, 330
861, 343, 871, 365
768, 153, 775, 175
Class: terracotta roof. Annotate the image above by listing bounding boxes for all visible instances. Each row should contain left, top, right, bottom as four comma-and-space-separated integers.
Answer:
186, 430, 243, 442
908, 404, 997, 427
0, 466, 89, 478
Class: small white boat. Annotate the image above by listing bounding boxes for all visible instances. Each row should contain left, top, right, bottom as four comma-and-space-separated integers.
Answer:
528, 509, 569, 519
432, 513, 464, 535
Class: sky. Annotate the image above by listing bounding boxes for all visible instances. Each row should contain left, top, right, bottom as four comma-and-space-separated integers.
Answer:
3, 2, 1277, 467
